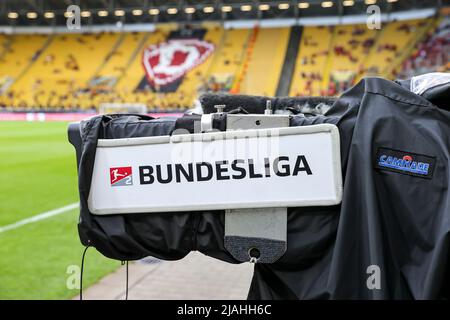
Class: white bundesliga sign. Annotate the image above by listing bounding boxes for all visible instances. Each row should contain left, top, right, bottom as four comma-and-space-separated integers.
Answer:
88, 124, 342, 215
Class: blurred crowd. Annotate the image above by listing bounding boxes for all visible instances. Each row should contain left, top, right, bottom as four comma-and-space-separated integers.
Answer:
0, 88, 190, 113
397, 18, 449, 78
0, 18, 448, 112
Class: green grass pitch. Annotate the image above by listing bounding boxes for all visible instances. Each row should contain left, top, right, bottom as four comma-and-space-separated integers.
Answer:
0, 121, 120, 299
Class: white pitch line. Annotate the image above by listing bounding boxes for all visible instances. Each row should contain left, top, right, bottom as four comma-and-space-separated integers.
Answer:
0, 202, 79, 234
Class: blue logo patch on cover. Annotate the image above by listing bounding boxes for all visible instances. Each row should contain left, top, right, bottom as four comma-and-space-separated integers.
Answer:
375, 147, 435, 179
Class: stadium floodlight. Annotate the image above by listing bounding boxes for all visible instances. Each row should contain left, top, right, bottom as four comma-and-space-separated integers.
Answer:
365, 0, 377, 4
278, 3, 290, 10
185, 7, 196, 14
387, 0, 398, 2
203, 6, 214, 13
98, 10, 108, 17
115, 9, 125, 16
343, 0, 355, 6
321, 1, 333, 8
167, 8, 178, 14
81, 11, 91, 18
298, 2, 310, 9
241, 5, 252, 12
132, 9, 143, 16
149, 8, 160, 15
8, 12, 19, 19
259, 4, 270, 11
221, 5, 232, 12
26, 12, 38, 19
44, 12, 55, 18
64, 11, 74, 18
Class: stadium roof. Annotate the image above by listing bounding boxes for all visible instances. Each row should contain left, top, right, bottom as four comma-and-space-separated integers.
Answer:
0, 0, 447, 26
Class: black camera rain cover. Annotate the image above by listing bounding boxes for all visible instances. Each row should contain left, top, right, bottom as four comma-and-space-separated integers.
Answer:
72, 76, 450, 299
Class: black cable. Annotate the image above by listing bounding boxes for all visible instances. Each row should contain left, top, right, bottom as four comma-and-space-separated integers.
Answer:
121, 260, 129, 300
227, 107, 249, 114
125, 261, 129, 300
79, 245, 90, 300
80, 245, 128, 300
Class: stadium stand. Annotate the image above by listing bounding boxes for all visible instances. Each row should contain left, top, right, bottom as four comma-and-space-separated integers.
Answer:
0, 16, 447, 112
97, 29, 169, 109
0, 34, 49, 99
360, 19, 433, 79
96, 32, 147, 81
397, 16, 449, 78
9, 32, 119, 110
289, 26, 333, 96
172, 24, 224, 109
206, 28, 251, 93
238, 27, 290, 96
324, 24, 378, 95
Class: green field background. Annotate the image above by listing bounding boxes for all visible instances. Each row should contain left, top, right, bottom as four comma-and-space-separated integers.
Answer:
0, 122, 119, 299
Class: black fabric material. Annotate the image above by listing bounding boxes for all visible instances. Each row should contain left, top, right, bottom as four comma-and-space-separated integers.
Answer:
395, 78, 450, 111
212, 113, 228, 132
173, 114, 200, 134
73, 77, 450, 299
224, 236, 287, 264
421, 82, 450, 111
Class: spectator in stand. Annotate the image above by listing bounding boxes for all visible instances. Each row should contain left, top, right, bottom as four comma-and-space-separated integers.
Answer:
397, 17, 449, 78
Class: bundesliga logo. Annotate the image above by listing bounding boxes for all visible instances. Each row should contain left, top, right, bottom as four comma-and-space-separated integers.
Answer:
110, 167, 133, 186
